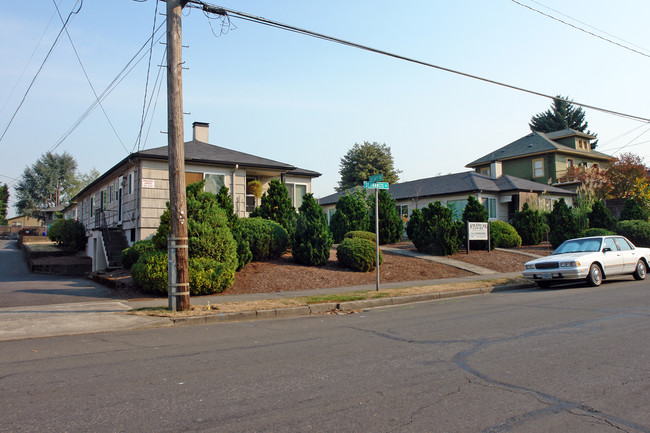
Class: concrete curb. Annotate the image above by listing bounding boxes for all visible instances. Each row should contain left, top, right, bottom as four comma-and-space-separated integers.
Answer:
155, 281, 534, 327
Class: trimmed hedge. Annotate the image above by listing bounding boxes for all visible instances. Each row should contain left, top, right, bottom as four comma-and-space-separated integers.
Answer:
237, 217, 288, 261
511, 203, 547, 246
48, 219, 86, 251
336, 237, 383, 272
615, 220, 650, 247
131, 251, 235, 295
344, 231, 376, 243
582, 228, 616, 237
490, 221, 522, 248
406, 201, 461, 256
120, 239, 155, 269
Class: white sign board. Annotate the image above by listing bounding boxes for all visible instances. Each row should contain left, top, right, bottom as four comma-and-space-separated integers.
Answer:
142, 179, 155, 189
468, 222, 489, 240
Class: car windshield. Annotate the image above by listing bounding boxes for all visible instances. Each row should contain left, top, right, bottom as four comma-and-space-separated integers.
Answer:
552, 238, 602, 255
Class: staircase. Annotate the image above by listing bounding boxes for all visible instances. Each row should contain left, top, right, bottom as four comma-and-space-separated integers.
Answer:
104, 228, 129, 269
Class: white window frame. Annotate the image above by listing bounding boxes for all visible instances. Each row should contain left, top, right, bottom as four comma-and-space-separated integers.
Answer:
128, 172, 134, 195
533, 158, 544, 178
481, 197, 497, 220
203, 172, 227, 195
286, 182, 308, 209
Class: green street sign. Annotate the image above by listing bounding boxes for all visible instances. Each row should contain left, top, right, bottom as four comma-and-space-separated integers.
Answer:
364, 181, 389, 190
368, 174, 383, 182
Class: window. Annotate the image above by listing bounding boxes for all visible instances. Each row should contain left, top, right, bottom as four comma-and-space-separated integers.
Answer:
567, 158, 574, 168
100, 190, 107, 211
480, 167, 490, 176
128, 172, 134, 195
481, 197, 497, 219
447, 199, 467, 221
204, 173, 225, 195
286, 183, 308, 209
614, 237, 633, 251
90, 196, 95, 217
109, 185, 114, 204
246, 176, 257, 214
114, 181, 119, 201
395, 204, 409, 221
328, 208, 336, 225
603, 238, 616, 251
533, 158, 544, 178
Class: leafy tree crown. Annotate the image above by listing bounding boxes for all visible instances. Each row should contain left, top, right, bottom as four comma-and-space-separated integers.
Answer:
337, 141, 401, 192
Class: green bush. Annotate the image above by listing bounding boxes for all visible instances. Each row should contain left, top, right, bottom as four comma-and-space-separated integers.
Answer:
511, 203, 547, 246
231, 220, 252, 271
344, 231, 376, 243
588, 200, 615, 231
547, 198, 581, 248
336, 237, 383, 272
131, 251, 235, 295
615, 220, 650, 247
48, 219, 86, 251
369, 190, 403, 244
293, 193, 333, 266
620, 198, 649, 221
582, 228, 616, 237
490, 221, 522, 248
329, 188, 371, 243
120, 239, 155, 269
238, 217, 288, 261
250, 179, 297, 241
406, 201, 461, 256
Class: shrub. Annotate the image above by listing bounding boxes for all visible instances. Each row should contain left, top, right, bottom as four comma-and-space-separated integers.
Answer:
48, 219, 86, 251
369, 190, 403, 244
131, 251, 235, 295
329, 188, 371, 243
615, 220, 650, 247
588, 200, 615, 231
293, 193, 333, 266
231, 220, 252, 271
547, 198, 581, 248
336, 237, 383, 272
511, 203, 547, 246
406, 201, 461, 256
120, 239, 155, 269
490, 221, 522, 248
238, 217, 288, 261
344, 231, 376, 243
582, 228, 616, 237
250, 179, 296, 241
215, 184, 238, 227
462, 195, 489, 250
620, 198, 649, 221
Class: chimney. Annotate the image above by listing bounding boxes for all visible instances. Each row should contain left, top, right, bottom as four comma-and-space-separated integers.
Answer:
192, 122, 209, 143
490, 161, 502, 179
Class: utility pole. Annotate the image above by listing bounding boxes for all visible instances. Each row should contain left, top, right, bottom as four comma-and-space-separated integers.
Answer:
166, 0, 189, 311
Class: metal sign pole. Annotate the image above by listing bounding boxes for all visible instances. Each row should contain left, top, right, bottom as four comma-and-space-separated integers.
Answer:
375, 187, 379, 291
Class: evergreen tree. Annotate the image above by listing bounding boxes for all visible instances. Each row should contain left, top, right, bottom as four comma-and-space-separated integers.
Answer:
292, 193, 333, 266
588, 200, 615, 230
511, 203, 547, 245
406, 201, 460, 256
250, 179, 297, 240
0, 183, 9, 225
529, 95, 597, 147
620, 198, 649, 221
337, 142, 401, 191
547, 198, 581, 248
369, 190, 403, 244
215, 185, 237, 227
329, 188, 371, 243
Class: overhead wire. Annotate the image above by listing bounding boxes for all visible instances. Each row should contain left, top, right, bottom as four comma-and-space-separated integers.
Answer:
187, 1, 650, 124
0, 0, 83, 145
52, 0, 129, 155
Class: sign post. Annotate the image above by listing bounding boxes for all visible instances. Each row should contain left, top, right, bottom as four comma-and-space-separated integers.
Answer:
365, 174, 386, 291
466, 221, 490, 254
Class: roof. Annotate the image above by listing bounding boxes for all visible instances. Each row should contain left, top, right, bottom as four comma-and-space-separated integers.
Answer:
73, 140, 321, 200
466, 130, 613, 167
318, 172, 574, 205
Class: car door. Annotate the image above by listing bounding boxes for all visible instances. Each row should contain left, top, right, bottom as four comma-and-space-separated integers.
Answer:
601, 237, 624, 275
614, 237, 638, 273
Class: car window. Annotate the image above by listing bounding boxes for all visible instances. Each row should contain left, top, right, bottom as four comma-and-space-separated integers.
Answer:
614, 237, 633, 251
553, 238, 602, 254
603, 238, 617, 251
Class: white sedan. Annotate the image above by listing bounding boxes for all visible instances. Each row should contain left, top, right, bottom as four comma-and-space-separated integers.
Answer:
523, 235, 650, 288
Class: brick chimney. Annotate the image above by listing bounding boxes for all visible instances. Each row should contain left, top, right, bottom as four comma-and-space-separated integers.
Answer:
192, 122, 209, 143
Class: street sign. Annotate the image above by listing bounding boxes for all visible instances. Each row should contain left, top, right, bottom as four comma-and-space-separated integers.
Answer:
369, 174, 383, 182
364, 181, 389, 190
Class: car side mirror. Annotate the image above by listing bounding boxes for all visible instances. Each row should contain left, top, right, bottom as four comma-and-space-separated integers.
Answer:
603, 247, 612, 252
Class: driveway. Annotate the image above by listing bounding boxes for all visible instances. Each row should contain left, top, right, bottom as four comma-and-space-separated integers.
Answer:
0, 239, 118, 307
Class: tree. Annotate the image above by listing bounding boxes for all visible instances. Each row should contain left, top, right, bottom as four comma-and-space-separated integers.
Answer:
547, 198, 581, 248
292, 193, 333, 266
250, 179, 297, 240
588, 200, 615, 230
511, 203, 547, 245
329, 188, 371, 243
15, 152, 78, 220
406, 201, 460, 256
529, 96, 596, 145
337, 142, 401, 192
69, 168, 101, 199
369, 190, 403, 245
215, 185, 237, 227
603, 152, 648, 200
620, 198, 649, 221
0, 183, 9, 225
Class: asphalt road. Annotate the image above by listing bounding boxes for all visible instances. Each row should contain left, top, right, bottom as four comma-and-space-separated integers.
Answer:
1, 279, 648, 432
0, 239, 117, 307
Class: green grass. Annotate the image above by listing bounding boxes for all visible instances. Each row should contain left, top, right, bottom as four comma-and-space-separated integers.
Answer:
300, 291, 391, 304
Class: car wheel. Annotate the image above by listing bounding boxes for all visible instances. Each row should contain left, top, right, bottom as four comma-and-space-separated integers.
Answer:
633, 260, 647, 280
536, 281, 552, 288
586, 263, 602, 287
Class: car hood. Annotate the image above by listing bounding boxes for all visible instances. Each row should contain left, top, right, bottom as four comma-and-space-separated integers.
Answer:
525, 252, 597, 265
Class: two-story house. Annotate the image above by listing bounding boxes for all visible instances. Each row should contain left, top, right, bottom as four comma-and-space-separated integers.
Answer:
71, 122, 320, 272
466, 129, 614, 191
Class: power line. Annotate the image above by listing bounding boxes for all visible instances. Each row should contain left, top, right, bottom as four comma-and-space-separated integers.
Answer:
188, 1, 650, 124
510, 0, 650, 59
52, 0, 128, 155
0, 0, 83, 145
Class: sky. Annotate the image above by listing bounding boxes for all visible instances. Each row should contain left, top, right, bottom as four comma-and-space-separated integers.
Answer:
2, 0, 650, 218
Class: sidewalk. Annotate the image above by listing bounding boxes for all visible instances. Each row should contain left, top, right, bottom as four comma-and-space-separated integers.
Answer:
0, 271, 531, 342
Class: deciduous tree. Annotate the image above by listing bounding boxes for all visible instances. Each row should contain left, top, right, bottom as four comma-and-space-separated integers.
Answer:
337, 142, 400, 192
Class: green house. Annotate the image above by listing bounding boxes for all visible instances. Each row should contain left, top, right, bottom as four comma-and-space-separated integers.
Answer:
466, 129, 614, 190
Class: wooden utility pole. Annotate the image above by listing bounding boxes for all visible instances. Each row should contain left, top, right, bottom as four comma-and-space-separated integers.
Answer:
166, 0, 189, 311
